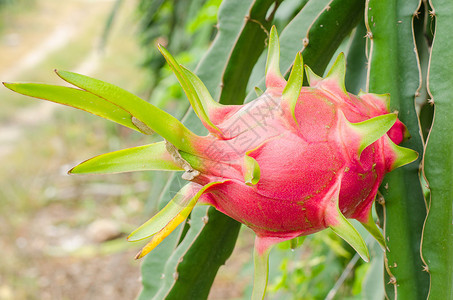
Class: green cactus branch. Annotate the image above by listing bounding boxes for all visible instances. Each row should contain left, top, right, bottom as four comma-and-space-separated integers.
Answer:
218, 0, 276, 104
245, 0, 365, 101
421, 0, 453, 299
366, 0, 428, 299
366, 0, 429, 299
300, 0, 365, 80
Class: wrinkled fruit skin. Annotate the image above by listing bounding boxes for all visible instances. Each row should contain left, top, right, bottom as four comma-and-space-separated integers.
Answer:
191, 82, 405, 241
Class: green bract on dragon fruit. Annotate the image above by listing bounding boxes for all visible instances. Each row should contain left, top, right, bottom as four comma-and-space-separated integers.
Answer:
4, 27, 417, 299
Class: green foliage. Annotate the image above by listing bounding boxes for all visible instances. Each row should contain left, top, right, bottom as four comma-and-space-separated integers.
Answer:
136, 0, 221, 95
421, 0, 453, 299
267, 232, 356, 300
366, 1, 429, 298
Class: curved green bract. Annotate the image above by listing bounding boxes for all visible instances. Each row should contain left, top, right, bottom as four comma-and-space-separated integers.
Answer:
56, 70, 198, 154
360, 209, 386, 250
304, 65, 323, 87
325, 52, 347, 93
69, 142, 184, 174
386, 137, 419, 171
254, 86, 264, 96
244, 153, 261, 186
3, 83, 139, 132
179, 66, 221, 111
129, 181, 224, 242
422, 0, 453, 299
129, 183, 196, 242
282, 52, 303, 125
366, 0, 428, 298
265, 25, 284, 80
326, 181, 370, 262
348, 113, 397, 157
158, 46, 222, 135
329, 214, 370, 263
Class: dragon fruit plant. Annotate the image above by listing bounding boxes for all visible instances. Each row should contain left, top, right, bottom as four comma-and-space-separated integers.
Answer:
4, 25, 418, 299
5, 0, 453, 297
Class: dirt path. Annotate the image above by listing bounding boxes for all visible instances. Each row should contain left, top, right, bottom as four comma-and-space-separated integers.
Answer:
0, 4, 104, 158
1, 23, 78, 80
0, 2, 146, 299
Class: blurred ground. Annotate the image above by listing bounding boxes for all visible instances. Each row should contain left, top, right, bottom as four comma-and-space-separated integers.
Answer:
0, 0, 150, 299
0, 1, 253, 299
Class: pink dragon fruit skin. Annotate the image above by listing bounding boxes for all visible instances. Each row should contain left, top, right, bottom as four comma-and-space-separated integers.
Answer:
183, 53, 410, 244
3, 26, 418, 300
190, 80, 399, 238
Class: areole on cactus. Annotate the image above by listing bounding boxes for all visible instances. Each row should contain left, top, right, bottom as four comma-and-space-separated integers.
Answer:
4, 26, 418, 299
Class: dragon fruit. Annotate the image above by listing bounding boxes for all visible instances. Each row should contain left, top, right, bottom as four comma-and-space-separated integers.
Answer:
4, 26, 417, 299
